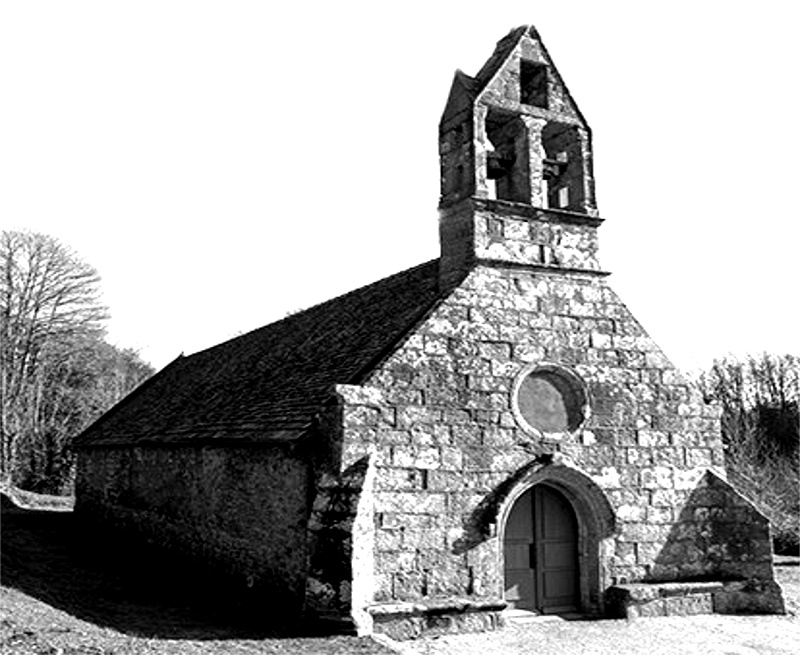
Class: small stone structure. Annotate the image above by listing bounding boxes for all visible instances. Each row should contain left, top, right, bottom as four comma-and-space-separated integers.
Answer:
73, 25, 784, 638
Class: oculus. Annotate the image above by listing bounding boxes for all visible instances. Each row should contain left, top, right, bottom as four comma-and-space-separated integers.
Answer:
513, 364, 588, 437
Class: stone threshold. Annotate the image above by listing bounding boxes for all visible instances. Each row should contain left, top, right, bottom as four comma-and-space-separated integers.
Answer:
503, 608, 589, 624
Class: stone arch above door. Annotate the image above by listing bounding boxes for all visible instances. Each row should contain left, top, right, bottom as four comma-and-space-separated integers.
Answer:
494, 458, 618, 614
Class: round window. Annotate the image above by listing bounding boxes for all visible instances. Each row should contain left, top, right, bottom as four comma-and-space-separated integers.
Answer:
513, 364, 588, 437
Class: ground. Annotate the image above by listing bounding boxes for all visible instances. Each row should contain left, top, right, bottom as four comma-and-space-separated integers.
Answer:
411, 595, 800, 655
0, 491, 392, 655
1, 491, 798, 654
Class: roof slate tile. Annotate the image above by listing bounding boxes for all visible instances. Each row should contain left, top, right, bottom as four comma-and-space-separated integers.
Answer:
75, 260, 443, 447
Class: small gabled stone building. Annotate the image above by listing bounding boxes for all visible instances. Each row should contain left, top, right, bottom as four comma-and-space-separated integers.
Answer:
74, 25, 784, 638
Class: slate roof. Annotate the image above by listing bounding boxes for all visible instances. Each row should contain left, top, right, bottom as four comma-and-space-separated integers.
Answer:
74, 260, 443, 447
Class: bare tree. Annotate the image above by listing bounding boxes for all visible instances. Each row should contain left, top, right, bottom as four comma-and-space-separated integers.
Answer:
699, 353, 799, 553
28, 336, 152, 492
1, 230, 109, 489
700, 353, 799, 459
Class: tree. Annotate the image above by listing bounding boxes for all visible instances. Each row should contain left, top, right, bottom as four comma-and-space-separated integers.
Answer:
1, 230, 152, 492
699, 353, 799, 459
698, 353, 799, 553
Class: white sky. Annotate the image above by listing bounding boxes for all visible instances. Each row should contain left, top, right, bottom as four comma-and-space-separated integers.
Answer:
2, 1, 798, 373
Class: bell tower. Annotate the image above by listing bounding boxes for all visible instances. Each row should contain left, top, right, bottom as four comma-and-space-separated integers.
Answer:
438, 26, 605, 288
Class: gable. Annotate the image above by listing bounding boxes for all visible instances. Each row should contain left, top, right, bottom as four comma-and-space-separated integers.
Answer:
363, 264, 716, 456
75, 260, 443, 447
475, 27, 584, 124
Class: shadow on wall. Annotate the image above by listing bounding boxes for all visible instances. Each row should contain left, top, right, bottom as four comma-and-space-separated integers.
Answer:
450, 458, 541, 555
0, 492, 326, 639
647, 471, 785, 613
451, 455, 617, 556
305, 456, 372, 620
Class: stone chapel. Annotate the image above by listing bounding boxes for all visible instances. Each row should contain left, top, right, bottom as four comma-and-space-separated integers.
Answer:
74, 25, 784, 639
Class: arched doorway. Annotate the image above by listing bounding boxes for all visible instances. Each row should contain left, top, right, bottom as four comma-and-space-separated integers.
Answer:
504, 483, 579, 613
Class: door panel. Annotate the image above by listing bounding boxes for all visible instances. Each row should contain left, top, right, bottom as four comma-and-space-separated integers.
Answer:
503, 489, 536, 609
542, 498, 573, 537
504, 485, 579, 613
543, 569, 577, 598
535, 485, 578, 612
505, 570, 535, 608
505, 543, 531, 569
505, 491, 533, 538
542, 542, 575, 568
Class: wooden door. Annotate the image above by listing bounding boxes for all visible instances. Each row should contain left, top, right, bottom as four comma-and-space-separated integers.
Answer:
504, 485, 578, 613
504, 486, 536, 610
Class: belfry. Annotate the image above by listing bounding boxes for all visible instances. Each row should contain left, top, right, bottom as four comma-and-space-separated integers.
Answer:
437, 27, 604, 292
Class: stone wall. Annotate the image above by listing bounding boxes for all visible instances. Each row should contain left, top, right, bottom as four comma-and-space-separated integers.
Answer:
76, 445, 311, 618
439, 198, 602, 290
333, 263, 779, 618
304, 448, 376, 633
